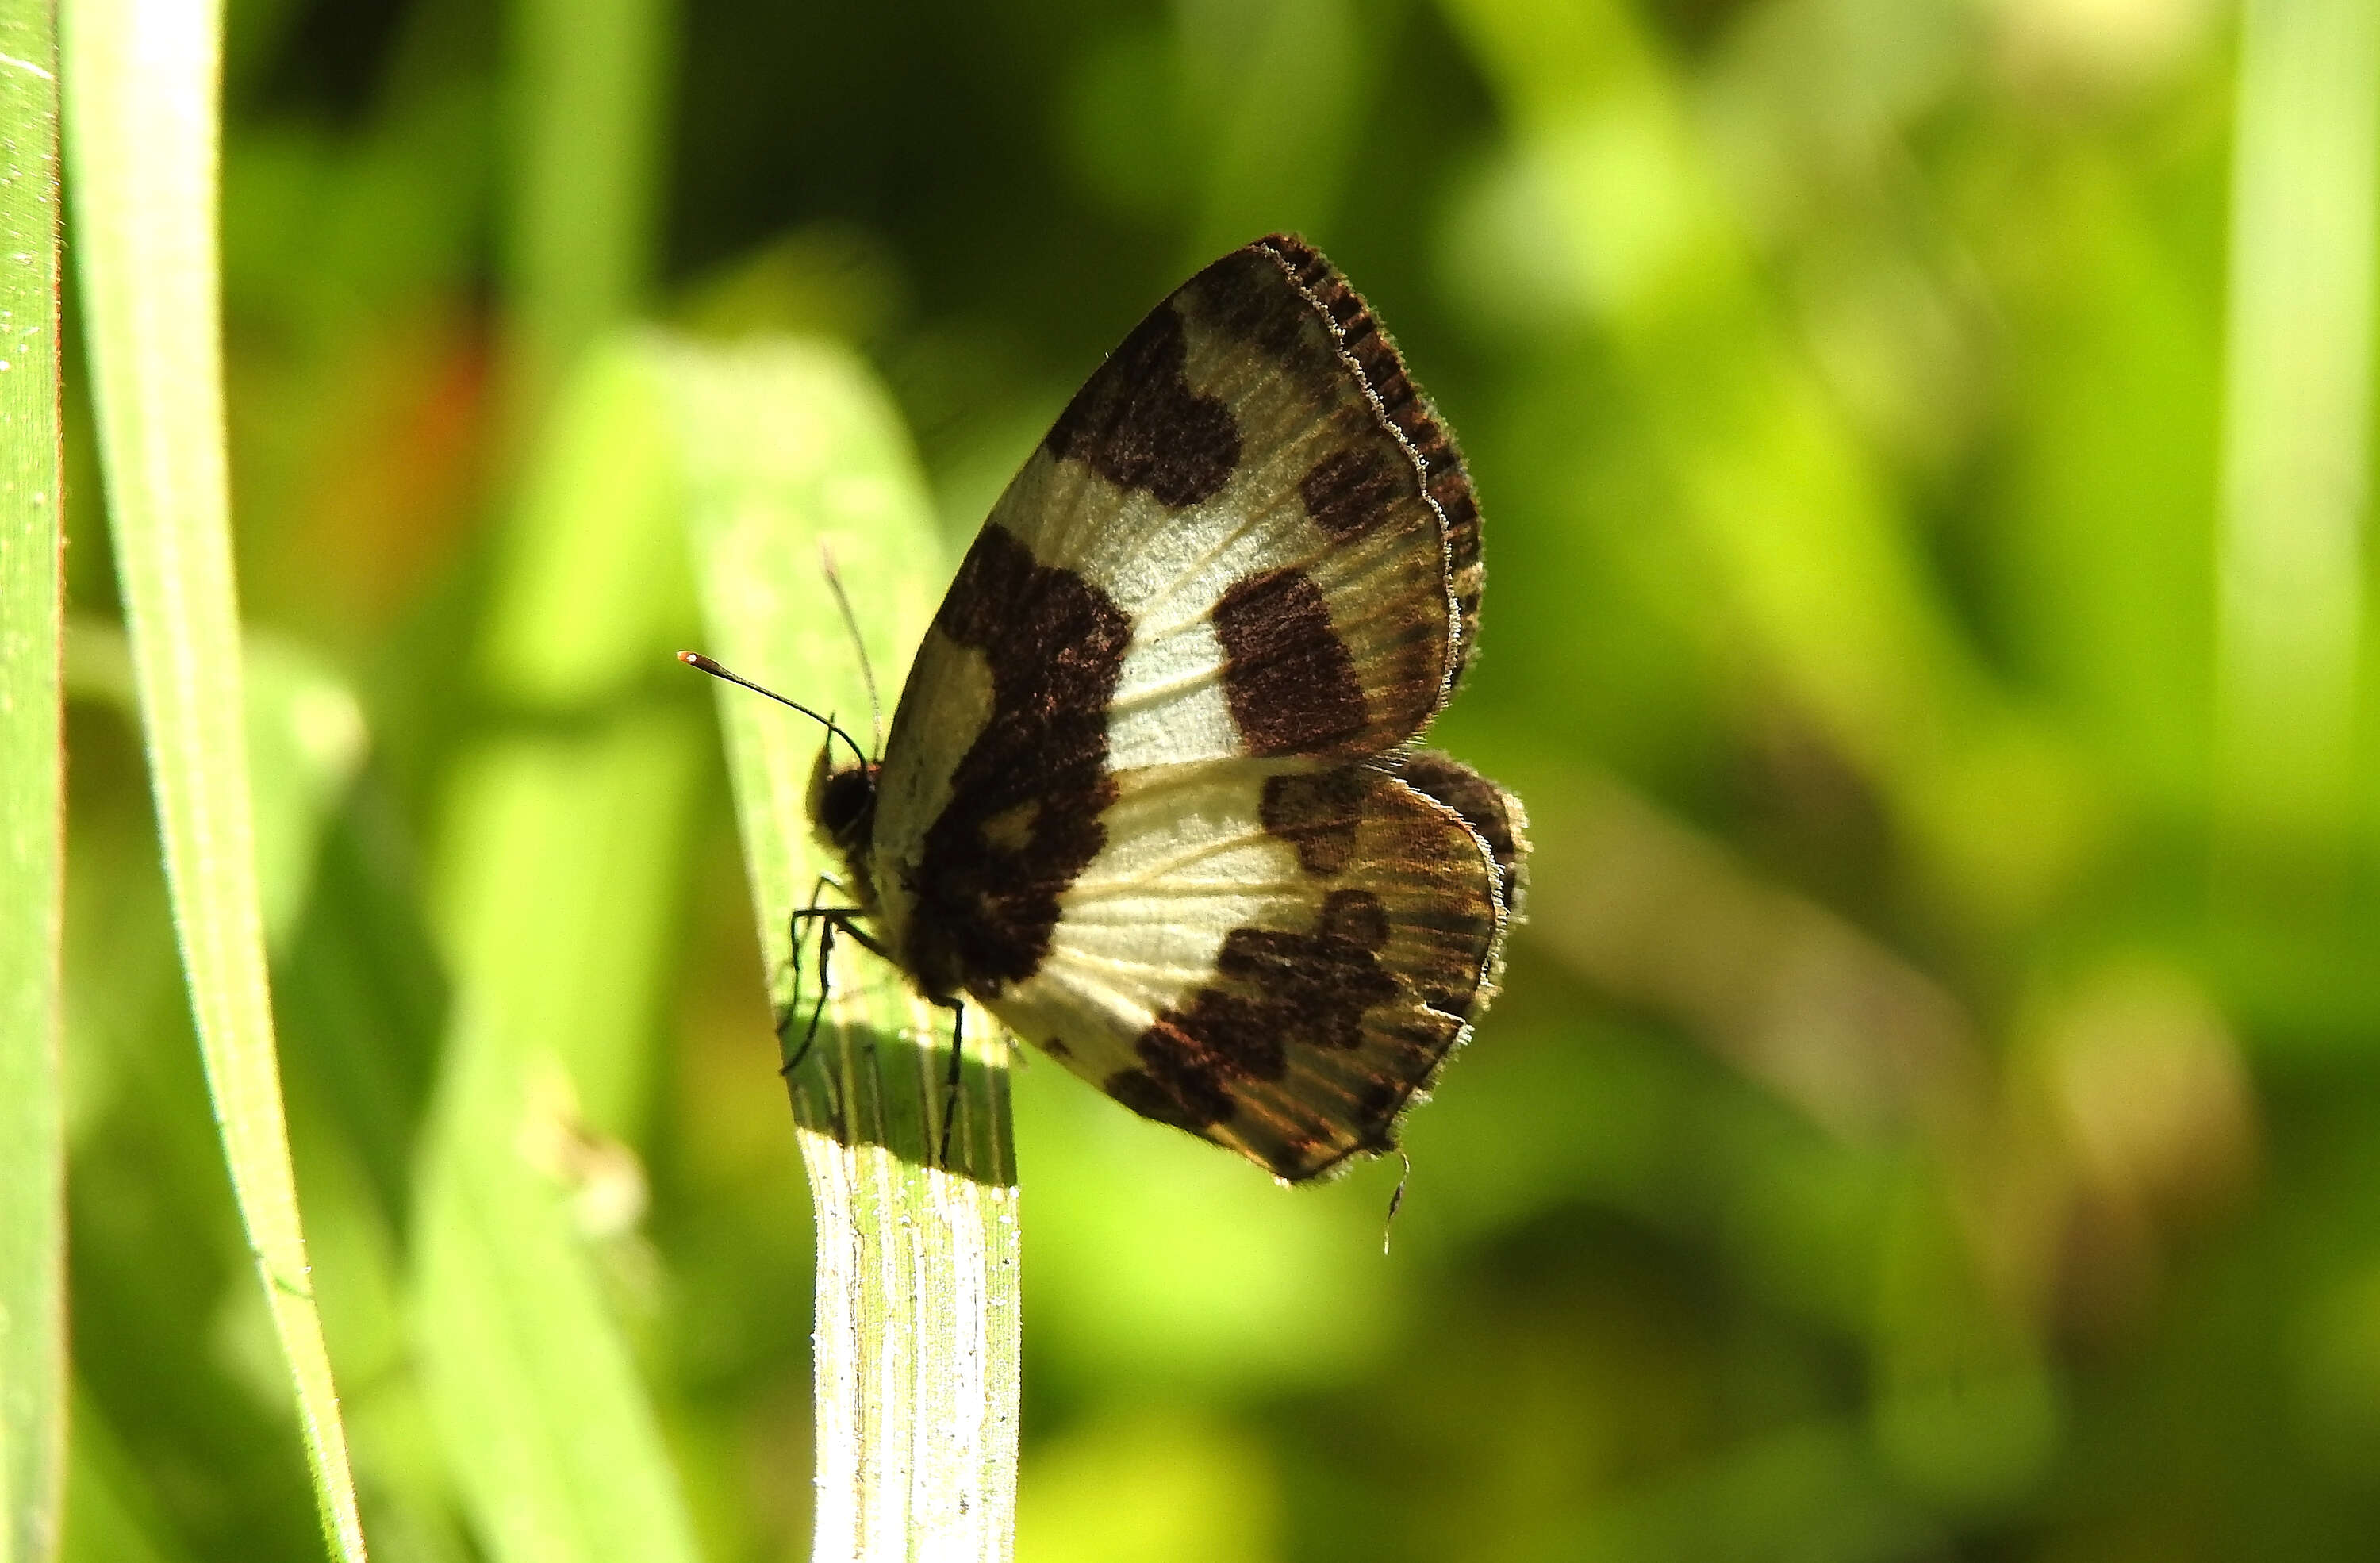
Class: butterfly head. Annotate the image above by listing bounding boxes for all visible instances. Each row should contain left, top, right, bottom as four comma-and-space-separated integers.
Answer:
678, 650, 881, 889
806, 740, 879, 863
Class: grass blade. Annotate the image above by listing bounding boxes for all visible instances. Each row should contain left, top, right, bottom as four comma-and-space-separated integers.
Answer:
57, 3, 367, 1558
0, 2, 63, 1558
2213, 0, 2379, 872
502, 0, 670, 421
662, 334, 1021, 1561
411, 341, 702, 1563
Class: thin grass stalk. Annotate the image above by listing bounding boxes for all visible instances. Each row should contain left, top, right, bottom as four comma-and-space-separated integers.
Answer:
0, 2, 63, 1558
56, 2, 367, 1557
2213, 0, 2380, 876
502, 0, 670, 428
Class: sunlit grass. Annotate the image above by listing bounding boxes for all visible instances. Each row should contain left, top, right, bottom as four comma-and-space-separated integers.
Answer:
2213, 0, 2379, 873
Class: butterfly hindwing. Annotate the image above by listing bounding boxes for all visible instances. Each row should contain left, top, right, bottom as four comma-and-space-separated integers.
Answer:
1398, 748, 1530, 919
985, 760, 1507, 1181
854, 233, 1523, 1179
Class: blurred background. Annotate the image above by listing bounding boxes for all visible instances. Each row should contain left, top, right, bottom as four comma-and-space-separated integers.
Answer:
56, 0, 2380, 1558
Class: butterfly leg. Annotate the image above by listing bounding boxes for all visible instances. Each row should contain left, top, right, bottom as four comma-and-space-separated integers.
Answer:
777, 880, 840, 1078
781, 913, 837, 1081
822, 914, 891, 966
780, 903, 939, 1161
771, 876, 839, 1038
783, 907, 879, 1045
781, 894, 868, 1136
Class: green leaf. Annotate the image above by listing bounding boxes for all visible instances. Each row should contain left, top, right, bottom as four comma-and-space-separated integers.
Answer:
0, 2, 63, 1559
661, 334, 1021, 1561
56, 2, 367, 1559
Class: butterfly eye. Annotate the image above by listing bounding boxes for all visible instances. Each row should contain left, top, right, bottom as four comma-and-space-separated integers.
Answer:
812, 764, 877, 848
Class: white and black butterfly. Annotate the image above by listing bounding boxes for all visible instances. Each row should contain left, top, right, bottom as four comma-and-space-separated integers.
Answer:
689, 234, 1526, 1182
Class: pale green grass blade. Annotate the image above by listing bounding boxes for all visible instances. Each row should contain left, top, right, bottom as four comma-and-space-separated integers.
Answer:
502, 0, 670, 420
0, 2, 62, 1559
660, 334, 1020, 1562
407, 0, 695, 1543
56, 3, 367, 1559
2213, 0, 2378, 873
412, 342, 701, 1563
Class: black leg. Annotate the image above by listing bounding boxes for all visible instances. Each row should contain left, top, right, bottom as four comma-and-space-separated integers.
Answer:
779, 897, 872, 1137
777, 901, 948, 1164
832, 916, 892, 965
781, 915, 839, 1081
777, 879, 834, 1074
781, 905, 887, 1077
779, 876, 835, 1001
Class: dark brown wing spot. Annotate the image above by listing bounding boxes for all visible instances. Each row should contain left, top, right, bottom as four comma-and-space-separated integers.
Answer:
1214, 567, 1365, 757
1045, 301, 1240, 509
1299, 445, 1403, 541
1178, 248, 1312, 359
906, 524, 1130, 996
1260, 768, 1365, 874
1397, 751, 1529, 916
1104, 1064, 1235, 1133
1353, 1076, 1406, 1139
1276, 1133, 1325, 1169
1111, 890, 1399, 1134
1253, 234, 1484, 682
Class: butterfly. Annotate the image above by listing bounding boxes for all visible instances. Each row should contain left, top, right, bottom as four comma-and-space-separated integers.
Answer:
688, 233, 1526, 1182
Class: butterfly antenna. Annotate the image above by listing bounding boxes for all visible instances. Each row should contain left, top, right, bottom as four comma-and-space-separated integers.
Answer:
678, 651, 870, 772
819, 543, 883, 758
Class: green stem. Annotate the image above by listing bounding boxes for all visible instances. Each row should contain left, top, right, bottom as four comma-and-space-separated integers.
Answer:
60, 1, 367, 1556
502, 0, 671, 427
0, 1, 63, 1557
2213, 0, 2379, 875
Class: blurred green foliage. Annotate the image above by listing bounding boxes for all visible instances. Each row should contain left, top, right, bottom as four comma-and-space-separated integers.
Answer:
53, 0, 2380, 1559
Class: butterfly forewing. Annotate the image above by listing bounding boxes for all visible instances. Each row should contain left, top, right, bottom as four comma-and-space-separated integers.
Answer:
855, 233, 1526, 1180
978, 238, 1467, 767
